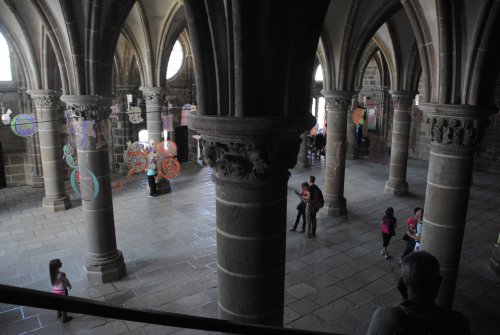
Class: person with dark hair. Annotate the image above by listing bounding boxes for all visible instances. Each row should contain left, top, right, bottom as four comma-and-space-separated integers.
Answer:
380, 207, 397, 259
367, 251, 470, 334
400, 207, 423, 262
49, 259, 72, 322
306, 176, 323, 237
290, 182, 309, 232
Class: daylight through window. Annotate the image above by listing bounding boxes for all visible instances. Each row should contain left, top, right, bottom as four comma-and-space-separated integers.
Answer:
166, 40, 184, 80
0, 33, 12, 81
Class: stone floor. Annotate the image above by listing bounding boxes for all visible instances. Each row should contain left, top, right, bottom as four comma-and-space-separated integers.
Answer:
1, 158, 500, 335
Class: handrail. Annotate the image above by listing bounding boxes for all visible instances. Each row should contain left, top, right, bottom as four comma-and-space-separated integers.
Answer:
0, 284, 342, 335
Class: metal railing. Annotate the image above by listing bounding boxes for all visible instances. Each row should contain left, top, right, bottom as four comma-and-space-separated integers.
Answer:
0, 284, 343, 335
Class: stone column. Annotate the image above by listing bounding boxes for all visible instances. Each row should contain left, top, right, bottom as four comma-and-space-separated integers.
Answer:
61, 95, 126, 283
27, 90, 71, 211
296, 131, 309, 167
322, 91, 353, 216
189, 115, 308, 326
385, 91, 416, 195
380, 87, 390, 138
114, 87, 136, 174
346, 94, 358, 160
418, 103, 492, 308
140, 87, 166, 143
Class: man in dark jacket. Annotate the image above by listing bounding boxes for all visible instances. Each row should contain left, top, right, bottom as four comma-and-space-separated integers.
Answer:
367, 251, 470, 335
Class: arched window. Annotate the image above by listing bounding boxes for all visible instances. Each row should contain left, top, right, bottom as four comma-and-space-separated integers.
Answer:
0, 33, 12, 81
315, 65, 323, 82
166, 40, 184, 80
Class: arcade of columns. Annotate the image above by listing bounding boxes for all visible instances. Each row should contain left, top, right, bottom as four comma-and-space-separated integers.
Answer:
7, 0, 497, 328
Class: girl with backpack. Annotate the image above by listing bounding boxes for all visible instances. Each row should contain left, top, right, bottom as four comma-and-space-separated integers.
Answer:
380, 207, 397, 259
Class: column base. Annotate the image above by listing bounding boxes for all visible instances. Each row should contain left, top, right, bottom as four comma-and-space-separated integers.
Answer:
325, 196, 347, 216
85, 250, 126, 283
43, 195, 71, 212
490, 244, 500, 276
384, 180, 409, 196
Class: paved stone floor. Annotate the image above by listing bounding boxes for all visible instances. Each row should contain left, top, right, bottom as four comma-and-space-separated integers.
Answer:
1, 158, 500, 335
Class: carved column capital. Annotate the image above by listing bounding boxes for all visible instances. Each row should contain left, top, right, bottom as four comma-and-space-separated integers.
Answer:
321, 90, 355, 108
61, 95, 111, 120
189, 114, 314, 182
419, 103, 494, 148
27, 90, 61, 109
391, 91, 417, 109
201, 138, 300, 181
140, 87, 168, 106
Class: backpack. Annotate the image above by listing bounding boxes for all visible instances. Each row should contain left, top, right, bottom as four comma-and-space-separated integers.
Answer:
380, 219, 389, 234
310, 185, 324, 210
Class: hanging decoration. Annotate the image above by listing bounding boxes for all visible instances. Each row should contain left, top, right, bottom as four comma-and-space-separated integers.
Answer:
63, 118, 100, 201
156, 140, 180, 179
10, 114, 37, 137
113, 140, 181, 191
1, 108, 12, 125
127, 106, 143, 124
113, 141, 153, 191
352, 107, 366, 125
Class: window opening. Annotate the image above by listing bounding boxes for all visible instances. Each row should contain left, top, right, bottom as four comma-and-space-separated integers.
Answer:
0, 33, 12, 81
315, 65, 323, 82
166, 40, 184, 80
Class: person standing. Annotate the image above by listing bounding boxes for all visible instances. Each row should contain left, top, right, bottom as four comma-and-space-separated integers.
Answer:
146, 155, 158, 197
290, 182, 309, 232
400, 207, 423, 261
414, 208, 424, 252
49, 259, 72, 323
380, 207, 397, 259
306, 176, 324, 237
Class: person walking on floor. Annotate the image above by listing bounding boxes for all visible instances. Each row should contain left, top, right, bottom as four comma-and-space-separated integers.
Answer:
290, 182, 309, 232
49, 259, 73, 323
380, 207, 397, 259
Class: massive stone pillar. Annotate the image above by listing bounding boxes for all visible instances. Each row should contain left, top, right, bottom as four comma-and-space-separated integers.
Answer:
385, 91, 416, 195
419, 103, 492, 308
322, 91, 353, 216
346, 94, 358, 160
140, 87, 166, 143
189, 116, 307, 326
61, 95, 126, 283
296, 131, 309, 167
27, 90, 71, 211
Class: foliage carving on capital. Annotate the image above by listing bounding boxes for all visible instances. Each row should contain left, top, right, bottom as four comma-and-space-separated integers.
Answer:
64, 103, 111, 121
324, 95, 351, 109
426, 116, 490, 147
31, 95, 60, 109
201, 138, 300, 181
143, 91, 166, 105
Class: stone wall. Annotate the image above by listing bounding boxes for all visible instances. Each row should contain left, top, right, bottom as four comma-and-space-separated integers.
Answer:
477, 112, 500, 173
358, 60, 381, 105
